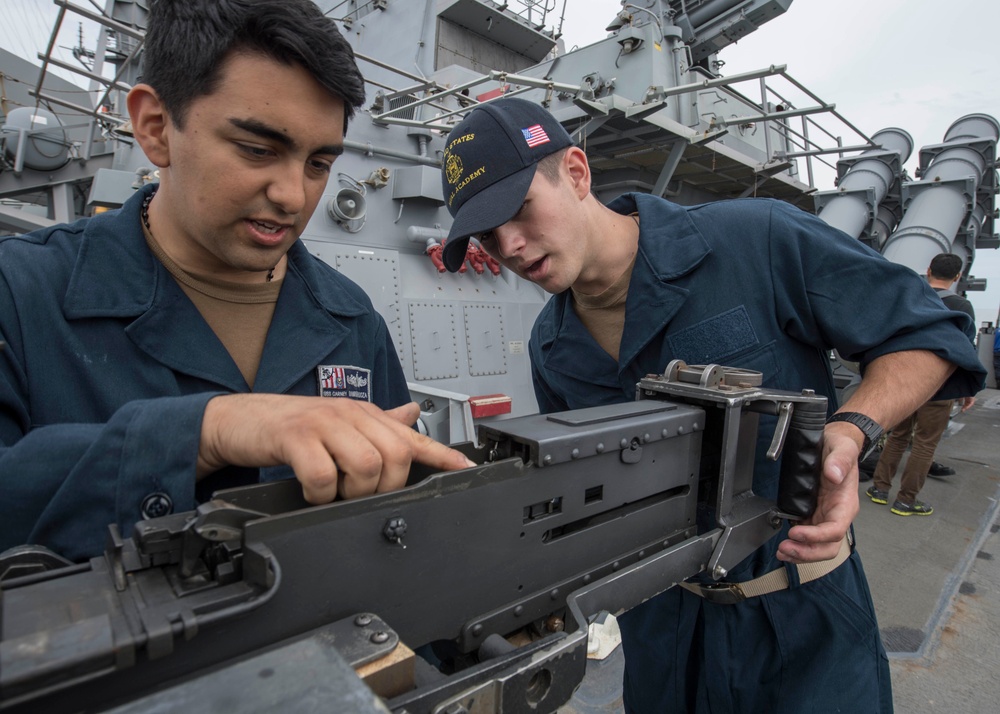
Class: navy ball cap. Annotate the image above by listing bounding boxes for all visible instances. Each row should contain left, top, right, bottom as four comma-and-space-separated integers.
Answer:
441, 97, 573, 272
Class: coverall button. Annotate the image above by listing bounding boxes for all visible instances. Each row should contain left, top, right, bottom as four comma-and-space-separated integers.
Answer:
141, 492, 173, 519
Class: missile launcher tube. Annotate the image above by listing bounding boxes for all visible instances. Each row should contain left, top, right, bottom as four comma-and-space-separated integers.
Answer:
882, 114, 1000, 274
815, 127, 913, 240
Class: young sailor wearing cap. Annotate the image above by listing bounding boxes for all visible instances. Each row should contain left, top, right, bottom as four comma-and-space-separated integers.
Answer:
439, 96, 984, 713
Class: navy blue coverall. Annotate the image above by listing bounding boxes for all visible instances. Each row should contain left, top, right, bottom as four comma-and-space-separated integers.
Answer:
529, 193, 985, 713
0, 184, 410, 561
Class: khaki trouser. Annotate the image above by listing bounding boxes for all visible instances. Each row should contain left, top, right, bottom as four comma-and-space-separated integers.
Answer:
872, 399, 953, 504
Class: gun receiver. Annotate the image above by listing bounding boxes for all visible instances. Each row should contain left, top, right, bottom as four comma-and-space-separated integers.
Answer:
0, 364, 826, 714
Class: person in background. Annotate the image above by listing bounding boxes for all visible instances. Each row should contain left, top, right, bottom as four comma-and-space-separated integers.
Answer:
0, 0, 473, 561
866, 253, 977, 513
437, 97, 985, 714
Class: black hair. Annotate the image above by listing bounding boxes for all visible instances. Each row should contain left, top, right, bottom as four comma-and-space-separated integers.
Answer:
929, 253, 963, 281
143, 0, 365, 132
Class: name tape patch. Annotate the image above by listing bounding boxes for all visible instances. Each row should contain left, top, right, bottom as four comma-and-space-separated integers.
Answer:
317, 365, 372, 401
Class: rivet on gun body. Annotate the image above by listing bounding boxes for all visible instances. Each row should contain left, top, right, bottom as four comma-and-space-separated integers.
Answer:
370, 631, 390, 644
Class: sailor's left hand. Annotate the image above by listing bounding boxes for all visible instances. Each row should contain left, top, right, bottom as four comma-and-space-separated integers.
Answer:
776, 422, 861, 564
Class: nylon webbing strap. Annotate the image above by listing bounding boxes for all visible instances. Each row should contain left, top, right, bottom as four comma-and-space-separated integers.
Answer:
679, 535, 851, 604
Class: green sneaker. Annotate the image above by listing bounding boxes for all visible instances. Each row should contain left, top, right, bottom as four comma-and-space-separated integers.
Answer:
890, 500, 933, 516
866, 486, 889, 505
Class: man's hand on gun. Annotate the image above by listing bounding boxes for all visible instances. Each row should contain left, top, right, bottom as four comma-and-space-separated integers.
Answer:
776, 423, 861, 564
197, 394, 477, 502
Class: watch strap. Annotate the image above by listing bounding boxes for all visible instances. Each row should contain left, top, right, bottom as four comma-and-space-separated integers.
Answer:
827, 411, 883, 461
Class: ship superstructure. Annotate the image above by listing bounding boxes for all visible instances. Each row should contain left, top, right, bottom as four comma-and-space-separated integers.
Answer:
2, 0, 997, 432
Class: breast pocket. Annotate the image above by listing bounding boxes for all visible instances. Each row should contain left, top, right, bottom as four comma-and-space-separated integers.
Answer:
666, 306, 782, 386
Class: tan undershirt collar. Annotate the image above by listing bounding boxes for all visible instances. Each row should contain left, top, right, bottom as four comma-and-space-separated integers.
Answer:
142, 223, 283, 303
142, 221, 281, 388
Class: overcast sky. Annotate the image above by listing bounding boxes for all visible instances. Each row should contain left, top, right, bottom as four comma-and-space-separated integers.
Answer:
2, 0, 999, 323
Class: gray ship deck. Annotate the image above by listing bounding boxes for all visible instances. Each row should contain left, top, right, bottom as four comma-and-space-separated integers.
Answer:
565, 388, 1000, 713
864, 387, 1000, 713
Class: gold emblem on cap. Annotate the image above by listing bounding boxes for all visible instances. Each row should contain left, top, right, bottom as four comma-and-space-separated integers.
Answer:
445, 153, 464, 185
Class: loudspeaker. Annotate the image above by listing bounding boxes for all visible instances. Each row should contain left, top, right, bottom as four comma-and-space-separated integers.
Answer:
328, 188, 367, 223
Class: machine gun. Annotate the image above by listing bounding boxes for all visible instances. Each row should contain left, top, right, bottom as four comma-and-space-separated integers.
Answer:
0, 363, 826, 714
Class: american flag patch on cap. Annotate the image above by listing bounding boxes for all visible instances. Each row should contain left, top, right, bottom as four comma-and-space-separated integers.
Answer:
522, 124, 550, 148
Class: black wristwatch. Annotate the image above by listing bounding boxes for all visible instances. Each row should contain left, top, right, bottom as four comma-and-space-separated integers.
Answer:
827, 412, 883, 461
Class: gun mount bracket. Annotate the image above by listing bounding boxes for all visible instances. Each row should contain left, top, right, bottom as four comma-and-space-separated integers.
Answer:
705, 497, 785, 582
326, 613, 400, 668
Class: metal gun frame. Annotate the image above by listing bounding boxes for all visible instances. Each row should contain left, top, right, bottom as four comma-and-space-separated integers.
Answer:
0, 364, 826, 713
